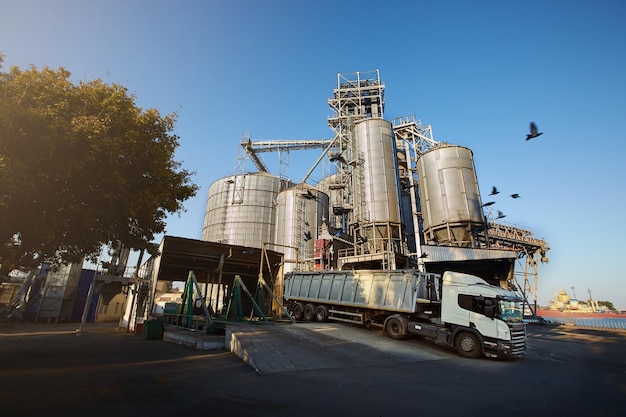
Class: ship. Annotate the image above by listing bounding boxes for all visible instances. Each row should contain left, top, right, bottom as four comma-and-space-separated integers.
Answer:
536, 288, 626, 318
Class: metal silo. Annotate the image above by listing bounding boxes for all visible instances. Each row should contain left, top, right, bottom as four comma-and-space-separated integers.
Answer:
416, 144, 486, 247
202, 172, 286, 249
316, 173, 349, 232
352, 118, 401, 224
274, 184, 329, 272
347, 118, 405, 268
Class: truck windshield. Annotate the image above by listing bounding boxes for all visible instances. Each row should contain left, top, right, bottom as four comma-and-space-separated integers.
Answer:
498, 299, 523, 322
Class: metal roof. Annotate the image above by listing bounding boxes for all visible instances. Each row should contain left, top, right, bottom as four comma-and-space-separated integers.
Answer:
421, 245, 517, 263
152, 235, 284, 285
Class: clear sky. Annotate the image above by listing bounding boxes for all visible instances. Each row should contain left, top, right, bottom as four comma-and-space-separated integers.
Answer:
2, 0, 625, 309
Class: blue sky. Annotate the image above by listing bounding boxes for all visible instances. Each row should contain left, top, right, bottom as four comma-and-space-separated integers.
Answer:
2, 0, 625, 308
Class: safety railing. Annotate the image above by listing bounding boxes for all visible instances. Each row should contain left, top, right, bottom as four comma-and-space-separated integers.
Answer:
542, 317, 626, 330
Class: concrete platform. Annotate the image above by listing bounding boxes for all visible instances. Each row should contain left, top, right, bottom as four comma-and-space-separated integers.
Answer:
224, 321, 446, 374
163, 327, 225, 350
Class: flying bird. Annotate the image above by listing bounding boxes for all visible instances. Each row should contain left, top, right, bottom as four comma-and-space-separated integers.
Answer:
482, 201, 495, 207
526, 122, 543, 140
489, 186, 499, 196
303, 231, 312, 241
496, 210, 506, 219
418, 252, 428, 259
329, 152, 346, 163
510, 193, 521, 199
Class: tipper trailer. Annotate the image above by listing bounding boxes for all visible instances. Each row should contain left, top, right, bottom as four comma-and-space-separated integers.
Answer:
283, 269, 526, 359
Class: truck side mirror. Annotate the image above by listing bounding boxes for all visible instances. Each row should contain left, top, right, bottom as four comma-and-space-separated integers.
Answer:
484, 305, 495, 319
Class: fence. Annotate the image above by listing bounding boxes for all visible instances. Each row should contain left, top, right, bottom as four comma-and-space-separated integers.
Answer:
542, 317, 626, 331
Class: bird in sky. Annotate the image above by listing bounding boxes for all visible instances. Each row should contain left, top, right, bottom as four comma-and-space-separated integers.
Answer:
489, 186, 499, 196
526, 122, 543, 140
482, 201, 495, 207
329, 152, 346, 164
496, 210, 506, 219
510, 193, 521, 199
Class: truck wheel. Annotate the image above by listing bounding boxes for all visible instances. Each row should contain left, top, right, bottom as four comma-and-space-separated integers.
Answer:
386, 317, 405, 340
314, 305, 329, 322
292, 303, 304, 321
455, 332, 482, 359
303, 304, 316, 322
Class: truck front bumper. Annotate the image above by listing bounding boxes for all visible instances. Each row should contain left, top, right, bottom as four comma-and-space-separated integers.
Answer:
484, 339, 526, 359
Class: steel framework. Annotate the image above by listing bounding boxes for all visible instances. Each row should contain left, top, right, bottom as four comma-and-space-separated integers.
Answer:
230, 71, 549, 315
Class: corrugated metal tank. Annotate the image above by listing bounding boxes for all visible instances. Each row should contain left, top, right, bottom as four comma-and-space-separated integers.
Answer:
352, 118, 401, 224
416, 144, 486, 246
315, 173, 340, 208
274, 184, 329, 272
202, 172, 285, 248
316, 173, 349, 231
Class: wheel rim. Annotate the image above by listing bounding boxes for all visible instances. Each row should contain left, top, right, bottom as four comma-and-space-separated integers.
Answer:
292, 304, 303, 320
390, 321, 400, 335
315, 306, 327, 322
304, 305, 315, 321
460, 336, 476, 352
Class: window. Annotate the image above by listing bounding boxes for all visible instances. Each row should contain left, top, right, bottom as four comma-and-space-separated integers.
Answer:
458, 294, 496, 316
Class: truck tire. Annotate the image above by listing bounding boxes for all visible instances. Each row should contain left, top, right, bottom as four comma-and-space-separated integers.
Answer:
455, 332, 482, 359
386, 317, 406, 340
292, 302, 304, 321
303, 303, 316, 322
314, 305, 329, 322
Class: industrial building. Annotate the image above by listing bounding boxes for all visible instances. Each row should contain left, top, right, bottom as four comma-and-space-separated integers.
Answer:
1, 69, 549, 330
121, 69, 548, 332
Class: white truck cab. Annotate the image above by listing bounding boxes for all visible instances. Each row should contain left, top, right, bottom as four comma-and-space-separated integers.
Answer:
438, 271, 526, 358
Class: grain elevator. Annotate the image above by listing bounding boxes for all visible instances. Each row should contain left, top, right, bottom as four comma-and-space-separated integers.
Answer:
201, 70, 549, 309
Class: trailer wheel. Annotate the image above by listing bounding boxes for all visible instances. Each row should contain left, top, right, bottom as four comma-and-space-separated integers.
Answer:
386, 317, 405, 340
455, 332, 482, 359
292, 303, 304, 321
314, 305, 329, 322
303, 304, 316, 321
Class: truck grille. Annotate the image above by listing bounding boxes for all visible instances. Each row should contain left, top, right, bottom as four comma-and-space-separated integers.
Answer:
509, 323, 527, 356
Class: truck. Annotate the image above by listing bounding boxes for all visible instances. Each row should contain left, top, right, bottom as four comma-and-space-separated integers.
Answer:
283, 269, 526, 359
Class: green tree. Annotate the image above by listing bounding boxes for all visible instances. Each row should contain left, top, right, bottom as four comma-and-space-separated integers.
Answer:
597, 301, 616, 312
0, 56, 198, 273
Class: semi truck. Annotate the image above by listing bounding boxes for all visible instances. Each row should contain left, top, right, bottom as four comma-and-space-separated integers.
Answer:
283, 269, 526, 359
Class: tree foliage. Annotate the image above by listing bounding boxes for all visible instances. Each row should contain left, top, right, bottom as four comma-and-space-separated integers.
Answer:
0, 56, 198, 273
597, 301, 616, 312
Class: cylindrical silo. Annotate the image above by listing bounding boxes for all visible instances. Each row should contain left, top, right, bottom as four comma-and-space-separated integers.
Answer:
316, 172, 349, 232
352, 118, 401, 225
202, 172, 286, 249
416, 144, 486, 247
274, 184, 329, 272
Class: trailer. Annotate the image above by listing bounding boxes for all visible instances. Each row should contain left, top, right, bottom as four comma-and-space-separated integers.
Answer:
283, 269, 526, 359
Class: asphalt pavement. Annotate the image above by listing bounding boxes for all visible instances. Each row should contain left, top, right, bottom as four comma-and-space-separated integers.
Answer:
1, 321, 624, 416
